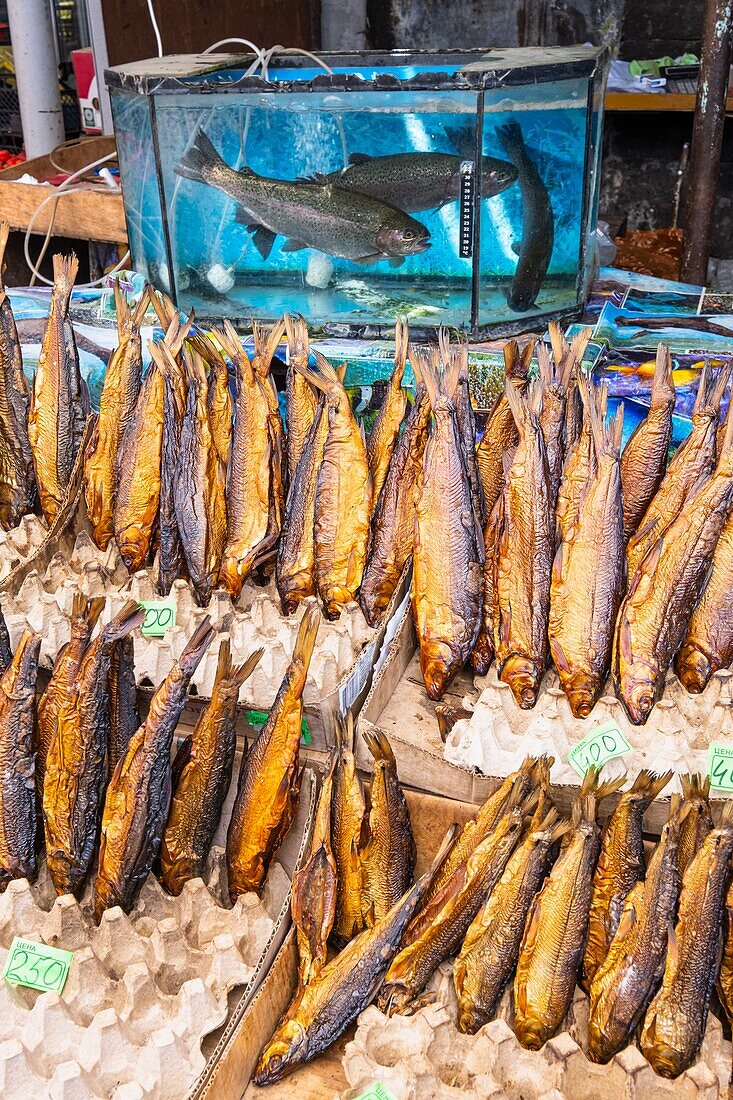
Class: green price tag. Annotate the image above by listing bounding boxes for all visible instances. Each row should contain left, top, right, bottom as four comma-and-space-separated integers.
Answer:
354, 1086, 396, 1100
3, 937, 73, 993
245, 709, 311, 745
139, 600, 176, 637
567, 720, 632, 777
707, 743, 733, 790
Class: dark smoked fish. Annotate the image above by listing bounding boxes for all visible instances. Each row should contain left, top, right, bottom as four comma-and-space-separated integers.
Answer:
291, 755, 337, 989
108, 634, 139, 775
0, 629, 40, 887
368, 320, 408, 510
0, 220, 35, 529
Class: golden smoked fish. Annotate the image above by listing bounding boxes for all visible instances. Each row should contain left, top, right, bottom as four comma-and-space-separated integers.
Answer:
439, 330, 485, 525
454, 808, 568, 1033
108, 634, 139, 775
331, 711, 366, 942
475, 339, 532, 516
43, 602, 145, 897
556, 375, 603, 544
413, 354, 483, 700
253, 828, 456, 1085
160, 640, 262, 895
205, 340, 232, 475
252, 319, 287, 550
494, 380, 553, 709
226, 607, 318, 899
174, 345, 227, 605
0, 221, 35, 529
614, 409, 733, 725
513, 770, 624, 1050
588, 801, 681, 1064
114, 316, 190, 572
37, 593, 104, 789
84, 283, 148, 549
378, 791, 526, 1015
627, 363, 727, 584
583, 769, 672, 988
291, 755, 337, 988
94, 618, 215, 920
360, 729, 415, 925
549, 400, 625, 718
0, 629, 40, 886
308, 353, 372, 618
641, 801, 733, 1078
360, 350, 430, 627
675, 504, 733, 692
620, 343, 675, 542
677, 773, 713, 877
29, 253, 90, 524
284, 313, 317, 485
368, 319, 408, 508
217, 321, 273, 598
469, 498, 501, 675
537, 340, 574, 506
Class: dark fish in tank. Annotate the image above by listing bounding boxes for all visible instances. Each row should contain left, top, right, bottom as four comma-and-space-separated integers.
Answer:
175, 129, 431, 264
497, 121, 554, 313
324, 151, 517, 212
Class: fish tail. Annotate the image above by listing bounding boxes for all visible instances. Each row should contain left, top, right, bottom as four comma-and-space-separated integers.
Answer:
537, 341, 553, 388
293, 604, 320, 676
692, 362, 711, 417
650, 343, 675, 407
428, 823, 460, 881
102, 600, 146, 643
519, 338, 536, 377
497, 119, 524, 157
596, 773, 627, 802
52, 253, 79, 308
175, 129, 238, 185
440, 347, 462, 403
720, 799, 733, 828
113, 280, 132, 337
363, 726, 396, 766
668, 793, 682, 820
0, 219, 8, 294
284, 312, 309, 364
393, 319, 409, 387
214, 637, 263, 690
335, 709, 356, 755
548, 321, 565, 366
568, 327, 593, 378
307, 349, 343, 394
179, 616, 215, 674
149, 287, 177, 331
681, 772, 711, 801
130, 284, 151, 329
709, 361, 733, 414
409, 344, 427, 389
85, 595, 106, 630
252, 316, 286, 377
578, 764, 601, 799
164, 311, 194, 357
573, 793, 597, 826
231, 646, 264, 690
717, 394, 733, 461
630, 768, 673, 801
609, 403, 624, 456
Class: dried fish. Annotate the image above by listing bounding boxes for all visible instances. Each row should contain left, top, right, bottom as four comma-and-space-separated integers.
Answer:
284, 313, 317, 485
620, 343, 675, 543
368, 319, 408, 509
291, 756, 337, 988
0, 629, 40, 887
0, 221, 35, 529
360, 729, 415, 926
331, 711, 366, 943
475, 339, 532, 517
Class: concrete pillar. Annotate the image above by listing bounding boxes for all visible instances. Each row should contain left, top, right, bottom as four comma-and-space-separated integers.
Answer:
7, 0, 65, 158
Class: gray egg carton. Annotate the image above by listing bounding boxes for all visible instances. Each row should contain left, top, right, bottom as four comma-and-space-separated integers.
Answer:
0, 515, 49, 586
342, 964, 729, 1100
0, 767, 316, 1100
444, 664, 733, 794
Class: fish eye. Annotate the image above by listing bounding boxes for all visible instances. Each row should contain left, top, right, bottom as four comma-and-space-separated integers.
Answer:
269, 1054, 282, 1070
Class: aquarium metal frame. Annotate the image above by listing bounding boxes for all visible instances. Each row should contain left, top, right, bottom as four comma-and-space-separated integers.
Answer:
107, 47, 610, 338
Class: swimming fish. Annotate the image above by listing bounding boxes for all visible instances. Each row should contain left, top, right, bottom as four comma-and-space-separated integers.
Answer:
0, 221, 35, 529
0, 629, 40, 887
175, 129, 431, 264
497, 121, 554, 313
367, 320, 408, 510
359, 728, 415, 926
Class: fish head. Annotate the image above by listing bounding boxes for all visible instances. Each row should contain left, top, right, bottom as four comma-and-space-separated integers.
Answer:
620, 664, 658, 726
118, 528, 147, 573
564, 673, 600, 720
515, 1016, 548, 1052
253, 1020, 308, 1085
675, 643, 710, 695
376, 980, 414, 1016
375, 220, 431, 257
506, 281, 541, 314
482, 157, 519, 195
457, 1005, 485, 1035
501, 655, 543, 710
420, 643, 456, 701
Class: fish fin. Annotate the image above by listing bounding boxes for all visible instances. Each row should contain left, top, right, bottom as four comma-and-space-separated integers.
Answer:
284, 312, 309, 365
548, 321, 566, 366
293, 605, 320, 675
100, 600, 146, 644
522, 894, 542, 955
692, 362, 711, 417
709, 362, 732, 415
511, 241, 521, 256
248, 225, 277, 260
179, 617, 215, 675
549, 816, 572, 845
650, 343, 675, 407
503, 339, 519, 380
578, 764, 601, 800
130, 284, 151, 329
719, 799, 733, 827
171, 735, 193, 790
52, 252, 79, 308
613, 894, 639, 943
420, 352, 441, 411
667, 923, 679, 970
409, 344, 426, 389
175, 128, 234, 184
231, 647, 265, 690
427, 822, 461, 883
596, 773, 627, 802
252, 316, 286, 377
717, 395, 733, 461
392, 319, 409, 388
630, 768, 673, 801
388, 256, 406, 268
113, 279, 131, 336
348, 152, 372, 165
497, 119, 525, 158
85, 596, 106, 630
281, 239, 308, 253
519, 339, 536, 378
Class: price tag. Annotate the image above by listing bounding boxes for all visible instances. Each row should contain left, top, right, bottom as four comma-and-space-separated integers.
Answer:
707, 743, 733, 790
3, 937, 73, 994
354, 1086, 396, 1100
139, 600, 176, 637
245, 708, 312, 745
567, 720, 632, 777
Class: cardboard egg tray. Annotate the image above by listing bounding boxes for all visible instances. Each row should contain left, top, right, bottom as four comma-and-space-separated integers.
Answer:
341, 965, 729, 1100
0, 766, 316, 1100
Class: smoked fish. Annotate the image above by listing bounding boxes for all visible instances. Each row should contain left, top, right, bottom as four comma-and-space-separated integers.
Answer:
537, 339, 573, 507
677, 773, 713, 877
549, 400, 625, 718
675, 504, 733, 692
494, 380, 553, 709
37, 593, 105, 789
475, 339, 532, 517
359, 349, 430, 627
308, 353, 372, 619
378, 791, 526, 1015
226, 606, 319, 899
640, 800, 733, 1078
614, 408, 733, 724
29, 253, 90, 524
108, 635, 139, 775
0, 221, 35, 529
0, 601, 11, 674
253, 827, 457, 1085
513, 770, 624, 1050
583, 769, 672, 989
84, 282, 148, 549
174, 344, 227, 605
367, 319, 408, 509
0, 628, 40, 887
627, 363, 727, 584
413, 353, 483, 700
454, 808, 568, 1033
291, 755, 337, 988
156, 342, 187, 595
359, 728, 415, 925
252, 319, 287, 551
588, 800, 682, 1063
217, 321, 273, 598
331, 710, 366, 942
620, 343, 675, 543
94, 617, 215, 920
469, 498, 501, 675
439, 329, 485, 526
204, 340, 233, 475
284, 313, 317, 485
160, 639, 262, 895
43, 601, 145, 896
555, 375, 603, 545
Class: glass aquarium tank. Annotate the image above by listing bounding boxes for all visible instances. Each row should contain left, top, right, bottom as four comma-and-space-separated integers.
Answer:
106, 47, 609, 336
